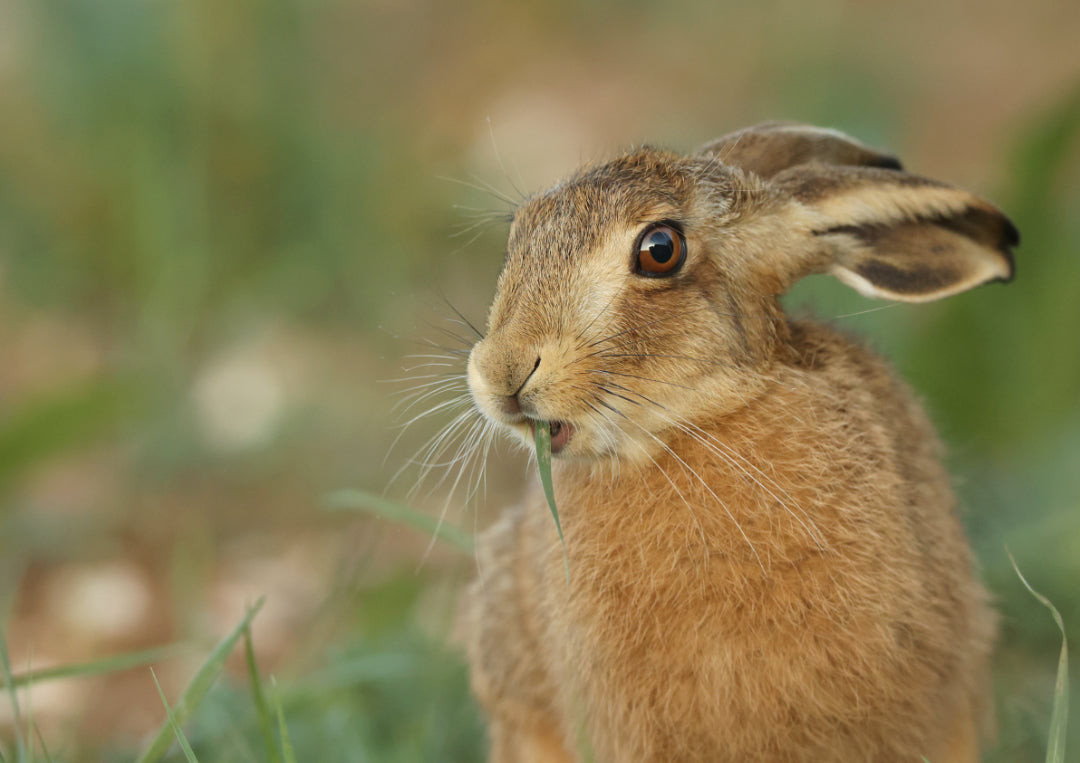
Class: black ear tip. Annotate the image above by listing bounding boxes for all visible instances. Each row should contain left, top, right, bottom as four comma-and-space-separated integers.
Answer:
996, 216, 1019, 284
871, 155, 904, 171
1003, 217, 1021, 247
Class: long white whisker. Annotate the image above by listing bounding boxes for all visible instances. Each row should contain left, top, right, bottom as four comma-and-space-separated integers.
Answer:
408, 408, 483, 495
436, 174, 518, 208
676, 418, 826, 548
601, 382, 827, 550
415, 415, 492, 568
614, 405, 765, 573
383, 387, 469, 469
593, 395, 764, 573
391, 378, 469, 417
387, 398, 473, 485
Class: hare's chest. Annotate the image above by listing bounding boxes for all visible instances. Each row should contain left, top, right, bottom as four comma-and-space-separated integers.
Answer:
539, 561, 813, 760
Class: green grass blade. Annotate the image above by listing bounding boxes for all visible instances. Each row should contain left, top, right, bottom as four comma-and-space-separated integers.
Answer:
243, 626, 281, 763
0, 629, 27, 762
535, 421, 569, 582
136, 599, 264, 763
30, 723, 52, 763
1007, 551, 1069, 763
150, 668, 199, 763
324, 489, 474, 554
270, 679, 297, 763
22, 664, 34, 763
534, 422, 563, 543
1, 643, 191, 690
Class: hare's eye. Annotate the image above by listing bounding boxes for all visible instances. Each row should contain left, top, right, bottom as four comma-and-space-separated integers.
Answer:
635, 224, 686, 277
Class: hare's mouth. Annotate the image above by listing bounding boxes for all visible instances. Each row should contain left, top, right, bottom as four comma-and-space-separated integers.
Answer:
527, 419, 574, 455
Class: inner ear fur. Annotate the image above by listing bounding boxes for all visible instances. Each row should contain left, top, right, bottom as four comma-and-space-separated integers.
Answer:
697, 121, 903, 179
772, 164, 1018, 303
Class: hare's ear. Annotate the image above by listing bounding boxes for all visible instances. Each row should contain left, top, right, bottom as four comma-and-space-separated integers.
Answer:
698, 121, 903, 178
772, 165, 1017, 302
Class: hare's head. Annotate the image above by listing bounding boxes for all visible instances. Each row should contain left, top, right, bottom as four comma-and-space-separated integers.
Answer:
467, 122, 1016, 462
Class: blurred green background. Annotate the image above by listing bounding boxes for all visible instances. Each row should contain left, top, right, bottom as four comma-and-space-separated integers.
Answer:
0, 0, 1078, 760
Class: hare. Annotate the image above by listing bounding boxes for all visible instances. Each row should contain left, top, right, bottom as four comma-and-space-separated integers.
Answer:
457, 122, 1015, 762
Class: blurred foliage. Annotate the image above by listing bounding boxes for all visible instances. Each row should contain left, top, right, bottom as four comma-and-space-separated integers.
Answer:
0, 0, 1078, 760
149, 575, 484, 763
0, 377, 139, 497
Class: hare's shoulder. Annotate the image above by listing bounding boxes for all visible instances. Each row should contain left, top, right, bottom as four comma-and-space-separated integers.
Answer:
778, 318, 940, 445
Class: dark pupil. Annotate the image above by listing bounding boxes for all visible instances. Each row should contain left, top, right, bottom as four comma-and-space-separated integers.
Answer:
645, 230, 674, 263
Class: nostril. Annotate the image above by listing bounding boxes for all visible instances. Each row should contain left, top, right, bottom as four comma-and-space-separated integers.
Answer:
511, 355, 542, 397
501, 394, 522, 416
494, 355, 540, 418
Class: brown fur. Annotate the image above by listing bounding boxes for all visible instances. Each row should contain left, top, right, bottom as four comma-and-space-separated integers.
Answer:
458, 123, 1014, 761
698, 121, 905, 178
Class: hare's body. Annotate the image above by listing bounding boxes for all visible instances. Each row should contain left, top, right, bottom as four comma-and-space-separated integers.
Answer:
457, 123, 1014, 761
463, 321, 994, 762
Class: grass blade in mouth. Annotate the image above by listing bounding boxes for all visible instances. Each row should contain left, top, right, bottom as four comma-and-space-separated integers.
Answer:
535, 420, 569, 582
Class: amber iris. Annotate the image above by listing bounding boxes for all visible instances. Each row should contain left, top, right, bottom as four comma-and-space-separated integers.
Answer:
636, 224, 685, 276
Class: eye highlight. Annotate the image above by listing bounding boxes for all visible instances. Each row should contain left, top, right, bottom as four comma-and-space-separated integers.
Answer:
634, 223, 686, 277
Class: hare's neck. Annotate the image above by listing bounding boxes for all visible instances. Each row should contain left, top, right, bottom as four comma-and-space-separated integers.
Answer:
552, 398, 831, 579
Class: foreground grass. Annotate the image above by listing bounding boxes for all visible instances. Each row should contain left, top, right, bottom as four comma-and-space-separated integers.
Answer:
0, 572, 485, 762
0, 535, 1071, 762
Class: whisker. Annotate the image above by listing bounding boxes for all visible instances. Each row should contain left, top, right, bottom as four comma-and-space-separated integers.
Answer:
448, 203, 511, 232
830, 303, 903, 320
436, 174, 519, 208
381, 371, 458, 387
421, 321, 476, 350
403, 352, 463, 361
391, 378, 468, 416
446, 227, 489, 257
435, 291, 485, 340
406, 408, 483, 496
486, 116, 527, 203
597, 379, 827, 551
675, 418, 827, 549
415, 413, 488, 494
426, 420, 491, 560
583, 307, 709, 350
586, 368, 695, 391
411, 336, 471, 357
574, 290, 621, 345
450, 203, 513, 220
391, 379, 470, 418
592, 352, 739, 368
398, 363, 459, 375
594, 393, 764, 573
596, 384, 640, 408
385, 393, 473, 477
